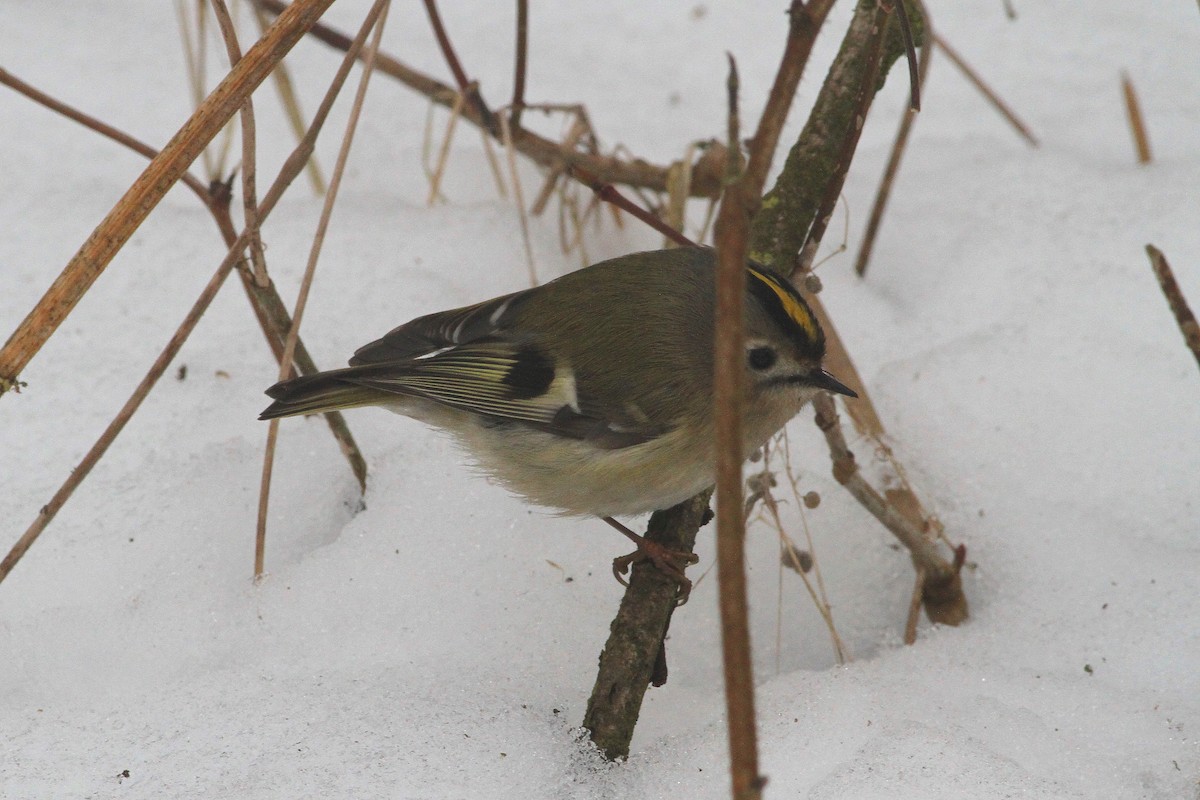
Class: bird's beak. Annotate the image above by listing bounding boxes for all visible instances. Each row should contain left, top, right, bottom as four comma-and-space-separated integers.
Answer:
811, 369, 858, 398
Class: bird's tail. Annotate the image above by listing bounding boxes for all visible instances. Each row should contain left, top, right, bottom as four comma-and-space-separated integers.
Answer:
259, 367, 393, 420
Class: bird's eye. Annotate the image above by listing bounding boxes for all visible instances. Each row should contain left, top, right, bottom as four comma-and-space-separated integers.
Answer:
747, 346, 777, 371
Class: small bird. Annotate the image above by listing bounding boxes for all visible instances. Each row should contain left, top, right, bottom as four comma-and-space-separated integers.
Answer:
260, 246, 855, 597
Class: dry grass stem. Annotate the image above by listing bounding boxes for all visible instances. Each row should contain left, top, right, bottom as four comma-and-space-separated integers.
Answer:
0, 67, 213, 207
0, 65, 365, 490
1121, 71, 1153, 165
252, 0, 726, 197
1145, 245, 1200, 371
748, 443, 847, 664
812, 392, 967, 626
1, 0, 383, 587
425, 88, 467, 205
499, 111, 539, 286
510, 0, 529, 130
0, 0, 339, 399
664, 143, 697, 248
258, 0, 392, 578
712, 55, 765, 800
933, 32, 1039, 147
251, 0, 328, 194
530, 114, 590, 216
209, 0, 270, 286
856, 1, 933, 277
478, 124, 509, 199
904, 566, 926, 644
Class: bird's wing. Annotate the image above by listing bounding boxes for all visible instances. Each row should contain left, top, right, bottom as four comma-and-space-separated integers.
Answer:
345, 339, 666, 450
349, 289, 534, 365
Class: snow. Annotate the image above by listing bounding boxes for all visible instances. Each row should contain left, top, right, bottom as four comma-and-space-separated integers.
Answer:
2, 1, 1198, 798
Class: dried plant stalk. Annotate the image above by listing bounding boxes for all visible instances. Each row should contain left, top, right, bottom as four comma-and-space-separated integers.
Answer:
712, 56, 763, 800
813, 393, 966, 625
0, 65, 366, 489
855, 0, 934, 278
251, 0, 726, 197
250, 0, 328, 194
1146, 245, 1200, 370
0, 0, 338, 399
0, 0, 377, 587
934, 32, 1039, 147
258, 0, 392, 578
1121, 72, 1153, 165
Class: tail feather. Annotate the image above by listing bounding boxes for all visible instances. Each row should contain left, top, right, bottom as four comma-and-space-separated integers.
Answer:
259, 368, 395, 420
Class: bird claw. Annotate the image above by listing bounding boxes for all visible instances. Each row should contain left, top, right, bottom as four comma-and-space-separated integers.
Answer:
611, 539, 699, 605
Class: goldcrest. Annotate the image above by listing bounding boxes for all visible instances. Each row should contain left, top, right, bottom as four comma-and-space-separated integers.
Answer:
260, 247, 854, 585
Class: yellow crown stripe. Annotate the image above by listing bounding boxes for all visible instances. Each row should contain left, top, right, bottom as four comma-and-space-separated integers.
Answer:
748, 267, 819, 340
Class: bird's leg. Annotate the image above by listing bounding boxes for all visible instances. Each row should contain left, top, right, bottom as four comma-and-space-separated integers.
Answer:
603, 516, 699, 604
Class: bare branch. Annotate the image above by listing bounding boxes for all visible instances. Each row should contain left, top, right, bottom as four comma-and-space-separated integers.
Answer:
1146, 245, 1200, 371
0, 0, 338, 398
934, 32, 1039, 147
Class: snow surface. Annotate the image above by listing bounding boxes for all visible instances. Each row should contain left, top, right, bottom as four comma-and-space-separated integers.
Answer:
2, 1, 1198, 798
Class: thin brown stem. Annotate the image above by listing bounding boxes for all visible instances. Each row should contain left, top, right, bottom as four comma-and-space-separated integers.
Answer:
713, 56, 764, 800
209, 0, 270, 286
933, 32, 1039, 147
250, 1, 329, 194
1146, 245, 1200, 371
510, 0, 529, 129
0, 0, 338, 398
855, 1, 933, 277
812, 393, 967, 625
570, 166, 694, 247
0, 67, 213, 207
0, 0, 374, 588
891, 0, 921, 110
0, 64, 365, 489
251, 0, 725, 197
1121, 71, 1152, 165
258, 0, 392, 578
744, 0, 838, 196
420, 0, 498, 136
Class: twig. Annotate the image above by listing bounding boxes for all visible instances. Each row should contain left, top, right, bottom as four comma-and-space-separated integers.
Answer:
500, 111, 538, 286
798, 0, 893, 273
1121, 71, 1153, 165
855, 0, 933, 277
420, 0, 498, 136
510, 0, 529, 130
0, 66, 366, 492
0, 67, 213, 208
744, 0, 838, 195
570, 166, 692, 247
712, 55, 764, 800
0, 0, 376, 588
251, 0, 726, 197
904, 566, 926, 644
425, 88, 467, 205
581, 492, 712, 760
209, 0, 270, 286
250, 0, 328, 194
812, 393, 967, 625
891, 0, 921, 111
1145, 245, 1200, 371
258, 0, 392, 579
0, 0, 338, 398
933, 32, 1039, 147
